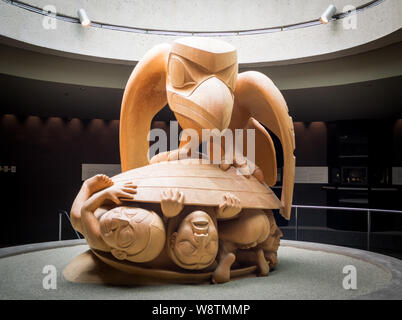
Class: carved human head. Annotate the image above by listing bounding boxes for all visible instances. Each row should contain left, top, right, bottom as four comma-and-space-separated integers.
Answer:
167, 210, 218, 270
99, 206, 165, 262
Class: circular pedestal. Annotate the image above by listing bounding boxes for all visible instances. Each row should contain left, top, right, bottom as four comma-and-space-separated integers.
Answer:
0, 240, 401, 300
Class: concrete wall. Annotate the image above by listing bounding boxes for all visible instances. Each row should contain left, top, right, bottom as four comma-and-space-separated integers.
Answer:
1, 41, 401, 91
26, 0, 368, 31
1, 0, 401, 65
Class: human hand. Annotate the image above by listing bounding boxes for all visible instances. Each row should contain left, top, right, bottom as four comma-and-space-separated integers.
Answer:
233, 155, 264, 182
103, 182, 137, 205
216, 193, 241, 219
161, 188, 184, 218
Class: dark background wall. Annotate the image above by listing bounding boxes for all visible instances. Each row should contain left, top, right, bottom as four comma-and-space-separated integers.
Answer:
0, 115, 120, 246
292, 121, 328, 207
286, 121, 329, 230
393, 119, 402, 165
1, 114, 401, 247
294, 122, 327, 166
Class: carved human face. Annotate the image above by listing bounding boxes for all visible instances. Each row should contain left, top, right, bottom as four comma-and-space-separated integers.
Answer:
263, 226, 283, 252
99, 207, 152, 260
270, 227, 283, 252
170, 210, 218, 269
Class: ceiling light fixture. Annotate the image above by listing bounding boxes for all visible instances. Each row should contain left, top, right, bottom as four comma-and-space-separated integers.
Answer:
77, 8, 91, 27
320, 4, 337, 24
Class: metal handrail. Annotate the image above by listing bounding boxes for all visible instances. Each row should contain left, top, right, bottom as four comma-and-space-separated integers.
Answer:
293, 205, 402, 214
291, 205, 402, 251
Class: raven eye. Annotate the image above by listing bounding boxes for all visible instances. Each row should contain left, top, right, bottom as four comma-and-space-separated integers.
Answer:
169, 57, 195, 88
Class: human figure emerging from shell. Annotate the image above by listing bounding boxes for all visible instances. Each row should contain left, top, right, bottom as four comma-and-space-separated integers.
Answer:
67, 37, 295, 284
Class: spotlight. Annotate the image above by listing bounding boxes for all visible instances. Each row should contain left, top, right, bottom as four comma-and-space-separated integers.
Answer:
77, 8, 91, 27
320, 4, 337, 24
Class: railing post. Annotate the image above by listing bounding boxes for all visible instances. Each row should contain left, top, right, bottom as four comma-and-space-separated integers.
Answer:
367, 209, 371, 251
58, 213, 62, 241
295, 206, 298, 241
63, 210, 81, 240
58, 209, 81, 240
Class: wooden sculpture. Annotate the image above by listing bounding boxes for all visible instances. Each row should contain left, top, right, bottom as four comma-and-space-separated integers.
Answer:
66, 37, 295, 284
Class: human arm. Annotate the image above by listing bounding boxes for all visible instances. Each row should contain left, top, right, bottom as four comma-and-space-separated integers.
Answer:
70, 174, 113, 233
80, 183, 137, 251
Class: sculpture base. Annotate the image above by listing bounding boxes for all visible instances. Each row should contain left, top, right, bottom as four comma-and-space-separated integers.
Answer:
63, 249, 257, 285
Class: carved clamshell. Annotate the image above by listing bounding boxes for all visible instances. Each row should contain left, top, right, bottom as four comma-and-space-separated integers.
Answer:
111, 159, 282, 210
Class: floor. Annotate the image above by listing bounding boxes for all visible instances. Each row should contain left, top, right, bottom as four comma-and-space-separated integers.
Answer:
0, 242, 395, 300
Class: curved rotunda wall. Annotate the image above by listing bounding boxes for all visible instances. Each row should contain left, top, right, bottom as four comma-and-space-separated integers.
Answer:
1, 42, 401, 91
0, 0, 401, 66
25, 0, 368, 32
